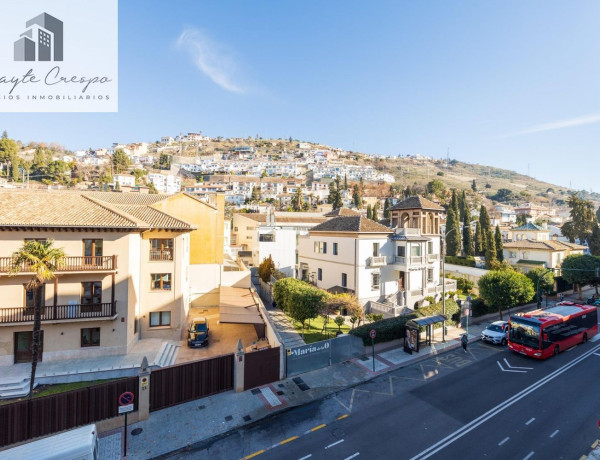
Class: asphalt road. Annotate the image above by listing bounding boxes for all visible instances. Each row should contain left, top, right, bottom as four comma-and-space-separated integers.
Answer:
169, 335, 600, 460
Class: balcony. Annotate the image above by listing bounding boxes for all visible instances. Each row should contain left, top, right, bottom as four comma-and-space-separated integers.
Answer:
368, 256, 387, 267
394, 256, 426, 265
0, 256, 117, 274
0, 301, 117, 324
150, 250, 173, 261
427, 254, 439, 262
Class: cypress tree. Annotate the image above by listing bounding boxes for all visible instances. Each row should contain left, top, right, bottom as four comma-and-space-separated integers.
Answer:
485, 229, 497, 269
372, 202, 380, 221
446, 208, 461, 256
494, 225, 504, 261
366, 204, 372, 220
383, 198, 390, 219
589, 223, 600, 256
463, 214, 474, 256
460, 190, 469, 222
451, 189, 459, 215
474, 221, 484, 256
479, 205, 491, 253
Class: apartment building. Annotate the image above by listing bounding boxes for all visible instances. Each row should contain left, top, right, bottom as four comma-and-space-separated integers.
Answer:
147, 173, 182, 194
0, 191, 194, 367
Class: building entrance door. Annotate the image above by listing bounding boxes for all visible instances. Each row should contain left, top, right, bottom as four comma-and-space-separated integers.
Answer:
14, 331, 43, 363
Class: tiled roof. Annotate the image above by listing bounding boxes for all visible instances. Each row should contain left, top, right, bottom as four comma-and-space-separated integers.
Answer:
513, 223, 545, 231
235, 213, 267, 223
0, 190, 194, 230
84, 191, 172, 205
310, 216, 393, 233
389, 195, 445, 211
504, 239, 586, 251
324, 207, 360, 217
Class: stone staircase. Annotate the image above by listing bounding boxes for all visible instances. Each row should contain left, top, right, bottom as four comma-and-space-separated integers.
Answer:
0, 377, 37, 399
154, 342, 180, 368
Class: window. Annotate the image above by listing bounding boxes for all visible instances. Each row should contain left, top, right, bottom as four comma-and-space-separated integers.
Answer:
510, 251, 517, 258
342, 273, 347, 288
427, 241, 433, 254
397, 246, 406, 257
81, 328, 100, 347
151, 273, 172, 290
333, 243, 338, 256
318, 268, 322, 281
373, 243, 380, 257
427, 268, 434, 282
24, 284, 45, 309
81, 282, 102, 312
150, 239, 174, 261
372, 273, 380, 290
150, 311, 171, 327
234, 227, 238, 232
246, 226, 254, 230
410, 244, 421, 256
314, 241, 327, 254
83, 239, 103, 258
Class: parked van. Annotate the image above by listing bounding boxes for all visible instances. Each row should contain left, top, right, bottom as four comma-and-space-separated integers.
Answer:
0, 424, 99, 459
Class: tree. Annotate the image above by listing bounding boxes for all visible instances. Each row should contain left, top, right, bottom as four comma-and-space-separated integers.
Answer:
485, 229, 497, 269
562, 194, 596, 245
344, 174, 348, 190
291, 187, 303, 212
478, 270, 535, 320
327, 177, 342, 209
9, 240, 65, 397
516, 214, 531, 226
112, 149, 131, 174
366, 204, 373, 220
462, 214, 474, 256
494, 225, 504, 262
459, 190, 469, 222
426, 179, 444, 197
250, 185, 261, 203
525, 268, 555, 304
451, 189, 459, 216
1, 130, 7, 139
148, 182, 159, 194
334, 316, 345, 333
258, 255, 276, 283
471, 179, 477, 192
561, 254, 600, 298
352, 184, 362, 209
383, 198, 391, 219
474, 221, 484, 256
372, 202, 380, 221
0, 137, 18, 163
589, 223, 600, 257
445, 208, 461, 256
288, 285, 327, 337
479, 205, 491, 253
491, 188, 516, 203
131, 168, 147, 184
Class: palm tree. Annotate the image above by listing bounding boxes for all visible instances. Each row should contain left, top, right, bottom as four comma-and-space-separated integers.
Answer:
9, 240, 65, 398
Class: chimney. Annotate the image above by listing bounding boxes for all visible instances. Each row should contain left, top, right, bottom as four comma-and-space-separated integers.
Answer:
552, 233, 558, 241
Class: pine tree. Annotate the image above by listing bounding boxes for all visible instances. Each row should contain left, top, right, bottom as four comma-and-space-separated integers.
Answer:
485, 229, 497, 269
366, 204, 372, 220
1, 130, 7, 139
383, 198, 390, 219
494, 225, 504, 261
327, 179, 343, 209
474, 221, 484, 256
446, 209, 461, 256
471, 179, 477, 192
463, 214, 474, 256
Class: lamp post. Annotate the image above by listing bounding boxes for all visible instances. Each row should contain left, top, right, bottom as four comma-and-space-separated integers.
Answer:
536, 268, 554, 308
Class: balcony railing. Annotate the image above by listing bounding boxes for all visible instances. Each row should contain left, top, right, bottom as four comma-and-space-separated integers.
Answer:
0, 301, 117, 324
427, 254, 439, 262
368, 256, 387, 267
0, 256, 117, 273
394, 256, 425, 265
150, 249, 173, 261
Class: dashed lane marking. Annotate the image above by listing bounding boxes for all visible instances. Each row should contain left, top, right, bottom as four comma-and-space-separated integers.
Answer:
498, 437, 510, 446
337, 414, 349, 420
298, 455, 312, 460
523, 451, 535, 460
325, 439, 344, 449
344, 453, 360, 460
526, 418, 535, 425
309, 424, 326, 433
243, 450, 265, 459
550, 430, 559, 438
592, 440, 599, 448
280, 436, 299, 445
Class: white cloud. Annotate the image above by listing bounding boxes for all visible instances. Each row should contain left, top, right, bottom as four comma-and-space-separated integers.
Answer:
176, 28, 246, 94
501, 113, 600, 138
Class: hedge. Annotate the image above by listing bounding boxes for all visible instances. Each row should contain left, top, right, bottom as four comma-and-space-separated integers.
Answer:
350, 299, 461, 346
445, 256, 476, 267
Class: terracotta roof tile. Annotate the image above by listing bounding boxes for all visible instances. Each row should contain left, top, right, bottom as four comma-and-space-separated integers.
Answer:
324, 207, 360, 217
504, 239, 586, 251
389, 195, 445, 211
310, 216, 393, 233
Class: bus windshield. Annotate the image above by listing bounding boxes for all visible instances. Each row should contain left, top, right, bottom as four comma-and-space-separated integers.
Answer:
509, 317, 540, 349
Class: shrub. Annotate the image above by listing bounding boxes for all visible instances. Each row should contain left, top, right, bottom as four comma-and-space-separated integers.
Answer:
470, 298, 489, 317
444, 256, 476, 267
424, 296, 436, 304
273, 278, 305, 312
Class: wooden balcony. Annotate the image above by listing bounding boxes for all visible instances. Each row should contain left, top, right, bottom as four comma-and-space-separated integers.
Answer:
0, 301, 117, 324
0, 256, 117, 274
149, 250, 173, 261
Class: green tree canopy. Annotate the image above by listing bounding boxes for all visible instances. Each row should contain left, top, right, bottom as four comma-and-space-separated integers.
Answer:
560, 254, 600, 298
484, 229, 497, 269
462, 214, 474, 256
258, 255, 276, 283
562, 194, 596, 245
383, 198, 391, 219
494, 225, 504, 262
474, 221, 484, 256
426, 179, 444, 197
352, 184, 362, 209
478, 270, 535, 320
445, 208, 461, 257
525, 268, 555, 304
112, 149, 131, 174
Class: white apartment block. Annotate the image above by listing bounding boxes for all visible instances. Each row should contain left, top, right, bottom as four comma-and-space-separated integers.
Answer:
148, 173, 182, 194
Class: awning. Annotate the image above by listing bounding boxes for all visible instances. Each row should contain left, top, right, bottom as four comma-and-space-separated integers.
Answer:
406, 314, 448, 328
219, 286, 264, 324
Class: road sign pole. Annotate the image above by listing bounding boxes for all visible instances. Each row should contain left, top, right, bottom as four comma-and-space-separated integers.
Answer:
370, 329, 376, 372
124, 412, 128, 458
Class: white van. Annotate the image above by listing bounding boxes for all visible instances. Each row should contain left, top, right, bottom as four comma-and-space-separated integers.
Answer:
0, 424, 99, 460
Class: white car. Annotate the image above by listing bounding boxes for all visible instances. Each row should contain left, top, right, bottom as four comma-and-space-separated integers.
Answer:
481, 321, 509, 345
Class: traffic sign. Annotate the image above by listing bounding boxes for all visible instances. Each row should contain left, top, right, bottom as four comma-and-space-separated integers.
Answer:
370, 329, 376, 339
118, 404, 134, 414
119, 391, 134, 406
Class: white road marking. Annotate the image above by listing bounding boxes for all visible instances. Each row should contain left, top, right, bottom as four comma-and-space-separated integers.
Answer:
344, 453, 360, 460
498, 437, 510, 446
409, 343, 600, 460
325, 440, 344, 449
298, 455, 312, 460
526, 418, 535, 425
497, 361, 528, 373
523, 451, 535, 460
590, 334, 600, 342
503, 358, 534, 370
593, 353, 600, 357
550, 430, 559, 438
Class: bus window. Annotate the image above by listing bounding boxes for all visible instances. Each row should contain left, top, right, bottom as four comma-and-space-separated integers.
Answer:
509, 318, 540, 349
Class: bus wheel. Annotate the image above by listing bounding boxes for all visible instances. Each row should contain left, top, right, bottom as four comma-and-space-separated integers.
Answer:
582, 333, 588, 344
553, 345, 560, 356
501, 338, 507, 346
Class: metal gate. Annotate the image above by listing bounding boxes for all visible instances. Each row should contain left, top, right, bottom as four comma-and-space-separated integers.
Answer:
150, 354, 234, 412
0, 377, 138, 447
244, 347, 280, 390
286, 334, 364, 377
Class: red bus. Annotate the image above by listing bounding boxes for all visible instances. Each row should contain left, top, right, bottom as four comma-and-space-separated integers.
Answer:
508, 302, 598, 359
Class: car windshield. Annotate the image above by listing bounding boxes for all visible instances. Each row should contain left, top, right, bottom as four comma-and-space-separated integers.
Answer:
509, 317, 540, 349
487, 325, 504, 333
191, 322, 207, 333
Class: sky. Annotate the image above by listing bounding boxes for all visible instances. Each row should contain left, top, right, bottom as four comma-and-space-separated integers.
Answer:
1, 0, 598, 192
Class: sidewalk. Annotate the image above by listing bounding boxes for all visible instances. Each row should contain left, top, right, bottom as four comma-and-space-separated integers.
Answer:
100, 288, 595, 459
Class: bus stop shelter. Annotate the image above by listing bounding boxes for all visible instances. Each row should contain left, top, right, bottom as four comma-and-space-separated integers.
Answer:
404, 314, 447, 354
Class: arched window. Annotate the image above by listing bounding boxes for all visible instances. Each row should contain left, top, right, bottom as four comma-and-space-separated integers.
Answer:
400, 212, 410, 228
